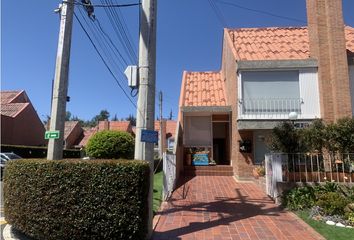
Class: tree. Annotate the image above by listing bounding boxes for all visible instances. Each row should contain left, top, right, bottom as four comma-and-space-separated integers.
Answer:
126, 114, 136, 126
65, 111, 72, 121
169, 109, 173, 120
111, 114, 118, 121
92, 109, 110, 123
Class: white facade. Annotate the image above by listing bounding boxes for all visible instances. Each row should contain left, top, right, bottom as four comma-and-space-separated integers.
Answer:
238, 68, 320, 120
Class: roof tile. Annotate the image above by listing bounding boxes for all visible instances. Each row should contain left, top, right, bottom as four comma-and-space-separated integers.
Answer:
227, 26, 354, 60
182, 71, 226, 107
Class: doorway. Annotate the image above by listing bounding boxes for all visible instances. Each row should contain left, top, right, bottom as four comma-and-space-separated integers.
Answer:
253, 130, 271, 165
212, 121, 229, 165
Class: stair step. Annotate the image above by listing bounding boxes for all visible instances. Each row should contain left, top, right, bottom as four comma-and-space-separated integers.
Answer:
183, 165, 233, 176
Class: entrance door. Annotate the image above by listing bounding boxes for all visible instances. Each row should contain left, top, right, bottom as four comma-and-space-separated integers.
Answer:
254, 130, 271, 165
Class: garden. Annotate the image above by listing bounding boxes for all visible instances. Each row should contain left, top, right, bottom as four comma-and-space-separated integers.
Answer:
269, 118, 354, 238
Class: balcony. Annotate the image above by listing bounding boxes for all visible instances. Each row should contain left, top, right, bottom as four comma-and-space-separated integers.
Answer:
238, 98, 304, 120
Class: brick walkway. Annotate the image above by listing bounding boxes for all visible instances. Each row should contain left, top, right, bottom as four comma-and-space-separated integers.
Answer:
152, 176, 324, 240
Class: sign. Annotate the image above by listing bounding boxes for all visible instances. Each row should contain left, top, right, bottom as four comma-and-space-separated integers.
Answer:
45, 131, 60, 139
141, 130, 158, 143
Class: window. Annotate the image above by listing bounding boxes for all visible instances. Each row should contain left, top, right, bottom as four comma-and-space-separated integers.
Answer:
184, 116, 212, 146
242, 71, 301, 113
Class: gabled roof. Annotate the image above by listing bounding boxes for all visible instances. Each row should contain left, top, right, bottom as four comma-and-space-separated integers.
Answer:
226, 26, 354, 61
64, 121, 80, 139
179, 71, 226, 107
1, 90, 30, 117
79, 127, 98, 147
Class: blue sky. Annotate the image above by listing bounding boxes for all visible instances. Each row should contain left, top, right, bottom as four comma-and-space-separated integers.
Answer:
2, 0, 354, 122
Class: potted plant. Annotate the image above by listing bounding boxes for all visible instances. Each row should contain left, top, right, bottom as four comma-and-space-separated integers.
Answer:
253, 165, 265, 179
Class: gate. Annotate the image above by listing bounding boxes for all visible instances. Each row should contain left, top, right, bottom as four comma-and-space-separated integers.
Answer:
265, 153, 284, 199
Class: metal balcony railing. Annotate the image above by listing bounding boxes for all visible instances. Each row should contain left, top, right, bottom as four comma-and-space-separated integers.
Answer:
238, 98, 303, 119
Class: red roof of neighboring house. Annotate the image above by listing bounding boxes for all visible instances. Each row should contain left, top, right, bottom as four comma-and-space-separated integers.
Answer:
109, 121, 132, 132
64, 121, 80, 139
180, 71, 226, 107
1, 90, 30, 117
226, 26, 354, 61
1, 103, 29, 117
79, 127, 98, 147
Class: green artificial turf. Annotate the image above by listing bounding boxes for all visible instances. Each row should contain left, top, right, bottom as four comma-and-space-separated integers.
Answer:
296, 210, 354, 240
153, 170, 163, 214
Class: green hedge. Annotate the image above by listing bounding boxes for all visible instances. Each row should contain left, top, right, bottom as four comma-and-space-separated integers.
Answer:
86, 131, 134, 159
0, 144, 81, 159
4, 159, 150, 240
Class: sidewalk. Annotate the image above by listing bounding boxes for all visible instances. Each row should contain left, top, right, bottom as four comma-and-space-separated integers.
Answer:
152, 176, 324, 240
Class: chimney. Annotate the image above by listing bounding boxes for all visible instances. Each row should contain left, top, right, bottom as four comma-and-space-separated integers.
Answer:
306, 0, 352, 121
98, 120, 110, 131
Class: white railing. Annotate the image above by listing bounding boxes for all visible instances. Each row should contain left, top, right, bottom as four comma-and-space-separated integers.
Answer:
238, 98, 303, 119
267, 153, 354, 183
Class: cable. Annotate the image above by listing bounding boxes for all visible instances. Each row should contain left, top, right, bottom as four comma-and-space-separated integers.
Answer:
70, 0, 140, 8
74, 12, 137, 108
208, 0, 228, 27
215, 0, 306, 24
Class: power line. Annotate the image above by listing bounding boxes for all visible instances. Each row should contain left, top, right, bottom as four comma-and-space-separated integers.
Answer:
74, 12, 137, 108
208, 0, 228, 27
215, 0, 306, 24
100, 0, 137, 63
70, 0, 140, 8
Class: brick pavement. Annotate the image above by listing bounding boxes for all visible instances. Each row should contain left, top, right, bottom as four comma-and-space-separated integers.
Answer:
152, 176, 324, 240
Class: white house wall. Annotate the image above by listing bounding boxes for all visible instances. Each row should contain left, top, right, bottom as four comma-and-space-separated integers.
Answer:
350, 65, 354, 116
299, 68, 321, 119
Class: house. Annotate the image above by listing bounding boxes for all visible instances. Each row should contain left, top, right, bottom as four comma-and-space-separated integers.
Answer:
1, 90, 46, 146
63, 121, 84, 149
154, 120, 177, 151
176, 0, 354, 179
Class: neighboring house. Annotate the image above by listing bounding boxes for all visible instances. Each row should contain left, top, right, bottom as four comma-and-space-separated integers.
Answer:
154, 120, 177, 150
1, 90, 46, 146
78, 127, 98, 148
63, 121, 84, 149
176, 0, 354, 179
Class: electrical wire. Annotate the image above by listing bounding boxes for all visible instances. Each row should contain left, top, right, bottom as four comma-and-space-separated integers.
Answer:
74, 12, 137, 108
71, 0, 140, 8
208, 0, 228, 27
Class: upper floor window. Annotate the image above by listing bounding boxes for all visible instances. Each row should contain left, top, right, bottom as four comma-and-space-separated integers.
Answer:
241, 71, 301, 114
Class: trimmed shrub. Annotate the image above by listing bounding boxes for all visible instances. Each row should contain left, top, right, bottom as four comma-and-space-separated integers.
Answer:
0, 144, 81, 159
86, 131, 134, 159
316, 192, 349, 216
4, 159, 149, 240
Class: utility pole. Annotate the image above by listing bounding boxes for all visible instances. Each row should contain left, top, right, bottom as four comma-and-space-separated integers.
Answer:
134, 0, 157, 237
159, 91, 163, 158
47, 0, 74, 160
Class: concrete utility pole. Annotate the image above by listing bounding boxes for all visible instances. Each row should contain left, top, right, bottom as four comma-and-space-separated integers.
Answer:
134, 0, 157, 237
159, 91, 163, 158
47, 0, 74, 160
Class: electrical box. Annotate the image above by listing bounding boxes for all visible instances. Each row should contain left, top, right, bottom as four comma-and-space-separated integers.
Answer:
124, 65, 138, 88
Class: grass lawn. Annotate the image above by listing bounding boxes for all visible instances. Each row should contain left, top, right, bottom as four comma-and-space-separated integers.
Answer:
153, 170, 163, 214
296, 210, 354, 240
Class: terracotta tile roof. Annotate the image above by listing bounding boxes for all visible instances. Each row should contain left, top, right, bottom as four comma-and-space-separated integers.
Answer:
180, 71, 226, 107
79, 127, 98, 147
64, 121, 80, 139
0, 103, 28, 117
1, 91, 22, 104
346, 26, 354, 57
226, 26, 354, 60
109, 121, 132, 132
